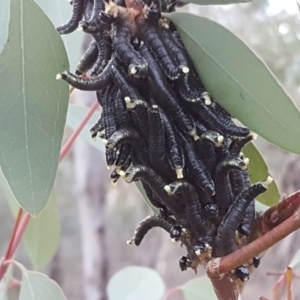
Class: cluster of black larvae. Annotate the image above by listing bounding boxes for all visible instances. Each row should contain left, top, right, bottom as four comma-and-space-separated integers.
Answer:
56, 0, 273, 282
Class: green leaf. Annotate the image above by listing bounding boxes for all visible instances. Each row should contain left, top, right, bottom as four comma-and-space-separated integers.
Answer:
0, 169, 60, 270
255, 200, 269, 213
180, 277, 216, 300
166, 12, 300, 155
0, 169, 20, 216
243, 143, 280, 206
5, 285, 20, 300
35, 0, 84, 70
289, 249, 300, 269
18, 270, 66, 300
107, 266, 165, 300
0, 264, 13, 300
0, 0, 10, 53
23, 192, 60, 270
180, 0, 251, 5
0, 0, 69, 215
66, 104, 105, 152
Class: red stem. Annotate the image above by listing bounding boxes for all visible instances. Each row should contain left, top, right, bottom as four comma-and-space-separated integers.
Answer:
10, 214, 31, 255
59, 101, 99, 161
0, 208, 23, 279
3, 209, 23, 258
162, 287, 180, 300
8, 278, 22, 289
0, 101, 99, 282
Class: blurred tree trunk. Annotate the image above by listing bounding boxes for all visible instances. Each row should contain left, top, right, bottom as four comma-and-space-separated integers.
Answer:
73, 87, 109, 300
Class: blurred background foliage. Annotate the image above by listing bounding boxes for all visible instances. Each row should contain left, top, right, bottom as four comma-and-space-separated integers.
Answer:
1, 0, 300, 299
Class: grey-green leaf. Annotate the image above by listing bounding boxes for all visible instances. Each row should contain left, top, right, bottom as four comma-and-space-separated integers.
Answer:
66, 104, 104, 152
166, 12, 300, 155
0, 0, 69, 215
255, 200, 269, 213
180, 0, 251, 5
0, 264, 13, 300
35, 0, 84, 70
180, 277, 217, 300
0, 169, 60, 270
107, 266, 165, 300
0, 0, 10, 53
19, 271, 67, 300
243, 143, 280, 206
23, 192, 60, 270
289, 248, 300, 269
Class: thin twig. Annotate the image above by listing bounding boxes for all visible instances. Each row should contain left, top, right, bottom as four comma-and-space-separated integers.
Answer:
0, 208, 23, 280
60, 101, 99, 161
10, 214, 31, 256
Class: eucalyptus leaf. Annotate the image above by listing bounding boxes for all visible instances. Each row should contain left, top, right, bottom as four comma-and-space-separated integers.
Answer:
243, 143, 280, 206
0, 0, 10, 53
166, 12, 300, 155
18, 271, 67, 300
255, 200, 269, 213
180, 0, 251, 5
180, 277, 216, 300
5, 285, 20, 300
23, 193, 60, 270
0, 265, 13, 300
107, 266, 165, 300
0, 169, 20, 216
0, 0, 69, 215
0, 169, 60, 270
35, 0, 84, 70
289, 248, 300, 269
66, 104, 105, 152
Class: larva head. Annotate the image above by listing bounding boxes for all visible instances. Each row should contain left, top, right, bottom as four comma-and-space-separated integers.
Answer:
128, 63, 148, 77
125, 98, 147, 110
237, 223, 251, 236
202, 131, 224, 147
179, 256, 188, 271
193, 240, 211, 257
252, 256, 260, 268
104, 138, 115, 149
122, 166, 145, 183
234, 265, 250, 282
164, 181, 183, 195
187, 128, 200, 141
262, 176, 273, 188
159, 207, 169, 219
175, 167, 184, 179
126, 239, 135, 246
179, 65, 189, 74
200, 92, 211, 105
204, 203, 219, 218
224, 157, 249, 170
170, 225, 182, 243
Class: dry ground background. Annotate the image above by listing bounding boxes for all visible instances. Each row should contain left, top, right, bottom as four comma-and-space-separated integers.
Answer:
1, 0, 300, 299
